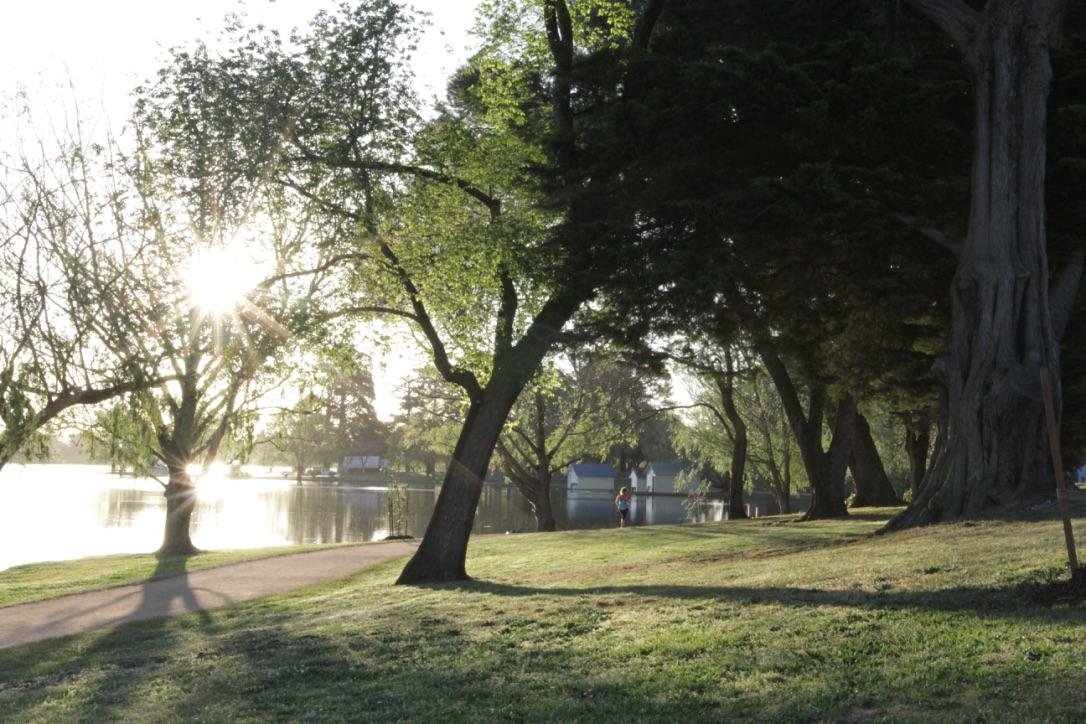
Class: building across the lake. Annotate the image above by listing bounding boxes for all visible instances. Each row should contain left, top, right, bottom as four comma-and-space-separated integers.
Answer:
567, 463, 618, 493
629, 461, 693, 494
341, 456, 388, 474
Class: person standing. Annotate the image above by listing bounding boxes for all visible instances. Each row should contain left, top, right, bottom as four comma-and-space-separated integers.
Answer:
615, 487, 632, 528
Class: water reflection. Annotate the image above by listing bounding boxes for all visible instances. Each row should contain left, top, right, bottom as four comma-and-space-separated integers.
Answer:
563, 490, 724, 529
0, 465, 723, 571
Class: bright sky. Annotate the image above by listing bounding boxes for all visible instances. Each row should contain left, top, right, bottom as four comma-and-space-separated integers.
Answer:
0, 0, 480, 123
0, 0, 481, 420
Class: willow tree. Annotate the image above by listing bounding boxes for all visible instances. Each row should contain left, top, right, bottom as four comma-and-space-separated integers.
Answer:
86, 174, 316, 555
147, 0, 668, 581
108, 82, 345, 554
887, 0, 1084, 529
0, 132, 167, 471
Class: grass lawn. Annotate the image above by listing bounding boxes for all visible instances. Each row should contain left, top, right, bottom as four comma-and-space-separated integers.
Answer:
0, 544, 349, 607
2, 506, 1085, 721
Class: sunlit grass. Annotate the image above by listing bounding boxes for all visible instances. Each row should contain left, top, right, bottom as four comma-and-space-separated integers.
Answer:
2, 506, 1085, 721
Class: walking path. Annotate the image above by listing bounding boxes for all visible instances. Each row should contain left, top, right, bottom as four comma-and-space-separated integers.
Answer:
0, 541, 418, 650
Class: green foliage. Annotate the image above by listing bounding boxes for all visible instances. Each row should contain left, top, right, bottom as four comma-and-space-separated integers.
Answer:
80, 403, 158, 475
675, 365, 805, 499
264, 395, 337, 476
500, 355, 658, 481
0, 129, 166, 469
383, 367, 465, 475
602, 1, 968, 429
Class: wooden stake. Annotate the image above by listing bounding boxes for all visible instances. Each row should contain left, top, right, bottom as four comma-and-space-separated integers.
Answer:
1039, 367, 1079, 572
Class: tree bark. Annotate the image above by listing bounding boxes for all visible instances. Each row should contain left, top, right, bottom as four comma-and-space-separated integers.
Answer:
889, 0, 1079, 530
762, 351, 853, 520
715, 371, 748, 520
849, 412, 901, 507
532, 487, 558, 532
396, 393, 509, 582
157, 465, 199, 556
802, 398, 856, 519
396, 292, 583, 583
497, 439, 559, 532
904, 418, 931, 499
780, 442, 792, 514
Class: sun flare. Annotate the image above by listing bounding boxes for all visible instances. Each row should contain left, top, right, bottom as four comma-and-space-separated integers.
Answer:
183, 245, 265, 316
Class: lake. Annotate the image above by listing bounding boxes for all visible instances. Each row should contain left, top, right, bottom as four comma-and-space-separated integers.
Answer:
0, 464, 724, 571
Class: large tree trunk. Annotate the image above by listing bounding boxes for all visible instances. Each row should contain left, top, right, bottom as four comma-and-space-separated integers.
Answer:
889, 0, 1081, 530
904, 418, 931, 499
498, 441, 559, 533
397, 289, 585, 583
780, 442, 792, 514
849, 412, 901, 507
715, 370, 748, 520
762, 351, 853, 520
532, 485, 558, 532
157, 465, 199, 556
800, 398, 856, 520
396, 393, 513, 583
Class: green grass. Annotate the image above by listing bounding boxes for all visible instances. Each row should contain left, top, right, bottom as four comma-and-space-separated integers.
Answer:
0, 544, 348, 607
2, 506, 1086, 722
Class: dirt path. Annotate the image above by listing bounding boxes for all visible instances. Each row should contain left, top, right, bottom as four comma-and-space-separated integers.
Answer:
0, 541, 418, 650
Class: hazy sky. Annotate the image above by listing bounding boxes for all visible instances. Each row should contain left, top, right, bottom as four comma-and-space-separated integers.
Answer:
0, 1, 482, 420
0, 0, 481, 128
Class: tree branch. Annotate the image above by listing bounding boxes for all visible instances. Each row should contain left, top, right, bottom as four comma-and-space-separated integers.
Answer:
544, 0, 576, 173
292, 153, 502, 216
257, 253, 371, 290
632, 0, 666, 50
314, 305, 420, 324
892, 213, 961, 258
907, 0, 980, 52
374, 238, 483, 400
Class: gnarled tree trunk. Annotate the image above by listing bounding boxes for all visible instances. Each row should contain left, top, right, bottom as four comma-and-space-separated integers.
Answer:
158, 465, 199, 556
531, 488, 558, 532
802, 398, 856, 519
762, 351, 854, 520
779, 442, 792, 514
849, 412, 901, 507
889, 0, 1081, 530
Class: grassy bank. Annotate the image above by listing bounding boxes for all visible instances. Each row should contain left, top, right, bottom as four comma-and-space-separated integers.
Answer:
2, 507, 1085, 721
0, 544, 345, 607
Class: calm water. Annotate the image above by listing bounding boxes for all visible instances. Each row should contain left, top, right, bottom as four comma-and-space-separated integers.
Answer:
0, 464, 723, 571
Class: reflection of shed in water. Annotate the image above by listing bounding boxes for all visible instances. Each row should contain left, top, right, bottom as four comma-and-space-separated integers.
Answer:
565, 487, 624, 528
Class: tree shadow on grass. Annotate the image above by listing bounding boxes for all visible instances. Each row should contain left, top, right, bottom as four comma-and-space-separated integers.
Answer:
179, 620, 699, 722
436, 576, 1086, 621
0, 557, 224, 717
